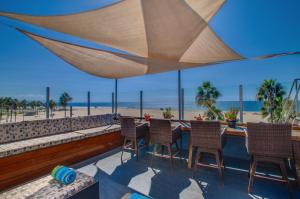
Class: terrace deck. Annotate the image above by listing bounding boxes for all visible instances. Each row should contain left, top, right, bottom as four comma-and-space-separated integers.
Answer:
74, 133, 300, 199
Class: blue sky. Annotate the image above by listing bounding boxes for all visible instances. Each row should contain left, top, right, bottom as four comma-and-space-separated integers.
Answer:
0, 0, 299, 103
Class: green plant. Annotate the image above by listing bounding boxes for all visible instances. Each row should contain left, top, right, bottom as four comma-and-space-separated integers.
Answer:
256, 79, 285, 123
224, 108, 239, 121
162, 107, 174, 119
59, 92, 72, 117
195, 81, 223, 120
49, 100, 56, 116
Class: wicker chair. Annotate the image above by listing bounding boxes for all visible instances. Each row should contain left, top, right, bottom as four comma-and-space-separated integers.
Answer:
149, 119, 182, 168
190, 121, 225, 183
120, 116, 149, 162
247, 122, 292, 193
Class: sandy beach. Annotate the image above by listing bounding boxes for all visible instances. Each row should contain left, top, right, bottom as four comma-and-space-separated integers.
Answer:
0, 107, 266, 124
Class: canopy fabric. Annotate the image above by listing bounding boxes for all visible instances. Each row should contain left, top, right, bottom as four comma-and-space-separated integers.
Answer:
21, 30, 215, 78
0, 0, 240, 59
1, 0, 246, 78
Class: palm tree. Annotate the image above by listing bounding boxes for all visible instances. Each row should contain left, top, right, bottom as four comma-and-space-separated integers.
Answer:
3, 97, 13, 122
11, 98, 19, 122
59, 92, 72, 117
256, 79, 285, 123
19, 99, 28, 110
49, 100, 56, 117
195, 81, 222, 120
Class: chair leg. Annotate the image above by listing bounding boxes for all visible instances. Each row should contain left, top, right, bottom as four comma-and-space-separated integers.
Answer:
168, 144, 174, 169
279, 159, 292, 195
150, 143, 157, 168
180, 135, 183, 151
175, 141, 181, 158
248, 159, 257, 193
216, 150, 224, 185
193, 148, 201, 178
248, 155, 253, 178
135, 139, 139, 161
161, 145, 165, 156
121, 138, 127, 163
220, 150, 225, 169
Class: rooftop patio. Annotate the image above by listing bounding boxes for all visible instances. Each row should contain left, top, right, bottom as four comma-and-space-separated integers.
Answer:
73, 132, 300, 199
0, 0, 300, 199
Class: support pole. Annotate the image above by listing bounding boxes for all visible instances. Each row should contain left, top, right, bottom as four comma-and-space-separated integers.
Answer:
70, 106, 73, 118
181, 88, 185, 120
115, 79, 118, 114
239, 85, 244, 123
87, 91, 91, 116
296, 81, 299, 116
112, 92, 115, 114
46, 87, 50, 119
140, 90, 143, 118
178, 70, 182, 120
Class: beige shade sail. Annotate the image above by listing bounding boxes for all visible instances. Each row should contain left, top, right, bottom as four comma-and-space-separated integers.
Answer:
20, 30, 242, 79
0, 0, 236, 61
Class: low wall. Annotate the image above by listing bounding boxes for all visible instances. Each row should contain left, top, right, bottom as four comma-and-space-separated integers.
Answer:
0, 129, 123, 191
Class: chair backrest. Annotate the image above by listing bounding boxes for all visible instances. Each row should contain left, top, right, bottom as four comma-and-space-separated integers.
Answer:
120, 116, 136, 138
149, 119, 172, 144
190, 120, 222, 150
247, 122, 292, 158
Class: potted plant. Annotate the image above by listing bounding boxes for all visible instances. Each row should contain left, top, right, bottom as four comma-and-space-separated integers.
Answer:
144, 113, 151, 121
162, 107, 174, 119
224, 108, 239, 128
194, 114, 203, 121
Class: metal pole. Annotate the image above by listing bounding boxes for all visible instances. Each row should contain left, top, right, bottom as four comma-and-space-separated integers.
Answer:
115, 79, 118, 114
70, 106, 73, 118
296, 81, 299, 116
178, 70, 182, 120
140, 90, 143, 118
181, 88, 184, 120
46, 87, 50, 119
239, 85, 244, 123
112, 92, 115, 114
87, 91, 91, 116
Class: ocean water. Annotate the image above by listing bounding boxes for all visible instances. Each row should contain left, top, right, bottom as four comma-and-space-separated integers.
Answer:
69, 101, 273, 112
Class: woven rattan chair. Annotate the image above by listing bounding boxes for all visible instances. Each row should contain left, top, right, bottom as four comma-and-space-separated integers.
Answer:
247, 122, 292, 193
190, 121, 225, 183
149, 119, 182, 168
120, 116, 149, 162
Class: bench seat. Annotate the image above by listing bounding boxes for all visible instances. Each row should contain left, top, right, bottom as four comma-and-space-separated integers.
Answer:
75, 124, 121, 138
0, 132, 85, 158
0, 170, 96, 199
0, 124, 121, 158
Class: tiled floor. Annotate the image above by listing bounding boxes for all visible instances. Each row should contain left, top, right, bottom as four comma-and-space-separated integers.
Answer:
74, 134, 300, 199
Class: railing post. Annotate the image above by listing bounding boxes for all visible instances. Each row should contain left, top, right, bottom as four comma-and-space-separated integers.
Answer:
296, 81, 299, 116
181, 88, 184, 120
178, 70, 182, 120
239, 85, 244, 123
46, 87, 50, 119
87, 91, 91, 116
112, 92, 115, 114
140, 90, 143, 118
115, 79, 118, 114
70, 106, 73, 118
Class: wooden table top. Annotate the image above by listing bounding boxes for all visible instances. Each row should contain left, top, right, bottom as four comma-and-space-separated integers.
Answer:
137, 120, 300, 142
176, 121, 300, 142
